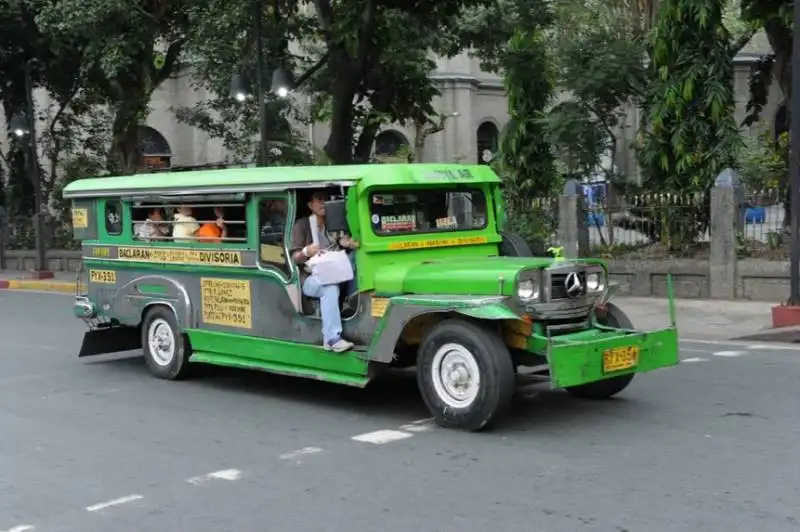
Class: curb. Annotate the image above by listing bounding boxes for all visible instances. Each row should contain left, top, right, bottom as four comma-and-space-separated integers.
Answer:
0, 279, 81, 293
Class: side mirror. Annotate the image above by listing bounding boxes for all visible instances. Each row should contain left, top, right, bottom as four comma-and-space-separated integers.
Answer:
325, 199, 349, 233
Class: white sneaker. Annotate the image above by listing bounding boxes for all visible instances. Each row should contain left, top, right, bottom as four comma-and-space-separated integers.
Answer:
325, 337, 354, 352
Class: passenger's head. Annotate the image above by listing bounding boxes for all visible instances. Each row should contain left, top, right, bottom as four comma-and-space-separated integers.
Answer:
177, 206, 192, 216
308, 191, 327, 217
148, 208, 164, 221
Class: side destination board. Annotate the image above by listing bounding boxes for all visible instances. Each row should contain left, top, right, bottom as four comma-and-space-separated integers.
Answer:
115, 247, 243, 266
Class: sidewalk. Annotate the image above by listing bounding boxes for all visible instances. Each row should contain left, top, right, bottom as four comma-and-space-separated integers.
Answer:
613, 297, 776, 341
0, 270, 79, 293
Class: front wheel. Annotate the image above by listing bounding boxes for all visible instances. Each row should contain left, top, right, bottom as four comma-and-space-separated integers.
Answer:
565, 301, 635, 399
417, 319, 515, 431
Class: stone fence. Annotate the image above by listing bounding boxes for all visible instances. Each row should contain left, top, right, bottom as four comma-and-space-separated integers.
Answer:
557, 183, 789, 301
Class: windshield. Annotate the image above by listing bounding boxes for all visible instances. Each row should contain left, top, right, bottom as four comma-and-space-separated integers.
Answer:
369, 188, 487, 236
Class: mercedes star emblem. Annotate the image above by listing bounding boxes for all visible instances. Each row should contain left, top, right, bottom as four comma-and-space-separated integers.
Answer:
564, 272, 583, 298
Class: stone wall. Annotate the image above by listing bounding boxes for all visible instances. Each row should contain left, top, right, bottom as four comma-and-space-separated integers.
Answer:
605, 258, 790, 301
1, 250, 82, 273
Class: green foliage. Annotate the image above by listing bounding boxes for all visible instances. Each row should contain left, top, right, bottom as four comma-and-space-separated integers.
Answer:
546, 18, 647, 181
735, 131, 788, 192
638, 0, 741, 249
495, 28, 558, 214
35, 0, 189, 174
639, 0, 740, 191
307, 0, 486, 164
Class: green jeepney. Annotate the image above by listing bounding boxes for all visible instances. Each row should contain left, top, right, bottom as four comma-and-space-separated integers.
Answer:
64, 163, 679, 431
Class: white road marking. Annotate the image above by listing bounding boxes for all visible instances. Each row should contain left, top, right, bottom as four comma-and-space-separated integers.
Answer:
682, 357, 709, 363
187, 468, 242, 485
279, 447, 323, 460
399, 418, 435, 433
2, 525, 35, 532
682, 338, 800, 351
712, 350, 747, 357
85, 494, 143, 512
680, 347, 710, 353
351, 429, 413, 444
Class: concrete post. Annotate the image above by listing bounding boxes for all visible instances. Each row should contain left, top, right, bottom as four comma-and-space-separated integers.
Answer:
557, 179, 590, 258
710, 186, 738, 299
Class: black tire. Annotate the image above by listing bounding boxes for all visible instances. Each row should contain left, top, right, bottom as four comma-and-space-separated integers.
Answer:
417, 319, 515, 431
499, 231, 533, 257
565, 302, 635, 399
141, 306, 192, 380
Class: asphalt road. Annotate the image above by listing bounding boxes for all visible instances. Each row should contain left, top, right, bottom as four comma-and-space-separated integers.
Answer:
1, 291, 799, 532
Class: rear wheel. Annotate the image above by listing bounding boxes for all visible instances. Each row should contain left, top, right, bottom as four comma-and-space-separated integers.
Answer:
565, 302, 635, 399
417, 319, 515, 431
141, 306, 191, 380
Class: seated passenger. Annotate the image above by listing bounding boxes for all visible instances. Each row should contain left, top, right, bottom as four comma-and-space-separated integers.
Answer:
290, 191, 359, 353
196, 207, 228, 243
172, 206, 200, 243
134, 208, 169, 241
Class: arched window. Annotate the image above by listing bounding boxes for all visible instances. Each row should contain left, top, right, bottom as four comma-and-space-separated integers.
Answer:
374, 130, 409, 162
476, 121, 499, 164
138, 126, 172, 170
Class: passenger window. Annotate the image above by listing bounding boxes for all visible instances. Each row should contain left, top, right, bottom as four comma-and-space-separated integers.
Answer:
258, 198, 289, 276
104, 200, 123, 236
130, 197, 248, 245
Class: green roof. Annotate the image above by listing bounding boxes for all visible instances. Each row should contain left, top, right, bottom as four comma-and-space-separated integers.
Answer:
62, 163, 501, 199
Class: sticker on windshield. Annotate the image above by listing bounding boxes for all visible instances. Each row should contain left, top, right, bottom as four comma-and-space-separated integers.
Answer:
380, 215, 415, 231
371, 214, 380, 225
435, 216, 457, 229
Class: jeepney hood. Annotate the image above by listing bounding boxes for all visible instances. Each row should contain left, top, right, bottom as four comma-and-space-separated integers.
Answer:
373, 256, 552, 297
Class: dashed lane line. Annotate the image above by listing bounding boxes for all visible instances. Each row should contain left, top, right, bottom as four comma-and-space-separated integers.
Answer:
351, 429, 414, 445
85, 494, 144, 513
1, 525, 34, 532
279, 447, 324, 462
187, 469, 242, 485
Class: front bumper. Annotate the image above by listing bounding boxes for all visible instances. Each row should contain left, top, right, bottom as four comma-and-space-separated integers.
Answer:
544, 326, 679, 388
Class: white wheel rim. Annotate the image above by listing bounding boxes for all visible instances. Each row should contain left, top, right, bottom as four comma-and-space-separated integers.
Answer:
431, 343, 481, 408
148, 318, 176, 366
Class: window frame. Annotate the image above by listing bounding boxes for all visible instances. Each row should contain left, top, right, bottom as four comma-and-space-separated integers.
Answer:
101, 199, 127, 241
254, 191, 293, 282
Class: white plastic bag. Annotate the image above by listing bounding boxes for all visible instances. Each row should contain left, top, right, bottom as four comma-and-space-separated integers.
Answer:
307, 250, 354, 285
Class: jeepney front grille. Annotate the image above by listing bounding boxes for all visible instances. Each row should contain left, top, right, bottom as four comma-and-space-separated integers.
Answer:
549, 271, 587, 300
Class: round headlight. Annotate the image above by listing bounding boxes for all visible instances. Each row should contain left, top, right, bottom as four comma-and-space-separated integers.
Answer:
517, 279, 538, 299
587, 272, 604, 292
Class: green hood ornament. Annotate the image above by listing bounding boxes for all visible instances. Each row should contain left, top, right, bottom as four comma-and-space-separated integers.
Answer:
547, 246, 565, 261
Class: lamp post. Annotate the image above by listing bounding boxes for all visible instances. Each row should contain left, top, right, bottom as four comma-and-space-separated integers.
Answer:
789, 0, 800, 306
8, 60, 52, 279
229, 0, 295, 167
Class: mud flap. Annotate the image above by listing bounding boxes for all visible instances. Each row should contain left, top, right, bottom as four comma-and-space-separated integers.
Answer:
78, 326, 141, 358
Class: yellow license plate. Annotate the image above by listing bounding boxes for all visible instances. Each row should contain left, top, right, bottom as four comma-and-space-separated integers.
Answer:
602, 346, 639, 373
89, 269, 116, 284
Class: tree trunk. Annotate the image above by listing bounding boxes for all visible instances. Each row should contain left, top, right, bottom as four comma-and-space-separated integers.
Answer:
108, 96, 148, 175
324, 75, 358, 165
763, 20, 792, 230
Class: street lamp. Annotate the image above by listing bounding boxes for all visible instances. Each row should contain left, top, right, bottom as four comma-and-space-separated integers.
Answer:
8, 112, 29, 138
229, 0, 297, 166
229, 65, 296, 166
229, 73, 249, 102
271, 66, 294, 98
